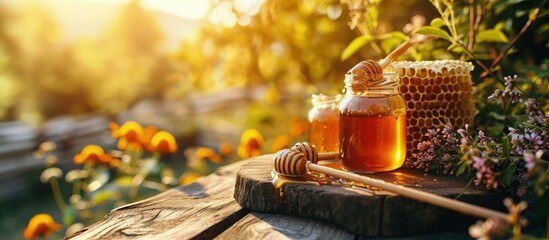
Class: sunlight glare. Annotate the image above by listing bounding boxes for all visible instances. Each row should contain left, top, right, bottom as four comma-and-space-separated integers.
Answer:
143, 0, 210, 20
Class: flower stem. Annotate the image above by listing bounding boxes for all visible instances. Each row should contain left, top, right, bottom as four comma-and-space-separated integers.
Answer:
49, 178, 67, 212
455, 176, 475, 200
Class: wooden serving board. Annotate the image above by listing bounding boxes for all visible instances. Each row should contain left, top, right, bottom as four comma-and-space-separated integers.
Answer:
234, 154, 505, 237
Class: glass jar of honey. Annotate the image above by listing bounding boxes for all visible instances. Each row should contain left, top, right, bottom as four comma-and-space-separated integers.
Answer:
308, 94, 342, 153
339, 63, 407, 173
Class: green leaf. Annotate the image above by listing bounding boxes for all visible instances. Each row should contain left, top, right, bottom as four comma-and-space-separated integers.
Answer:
502, 165, 513, 187
341, 35, 373, 61
456, 162, 467, 176
415, 26, 452, 41
489, 112, 506, 121
377, 31, 408, 41
475, 29, 509, 43
63, 205, 76, 226
430, 18, 445, 28
501, 135, 511, 158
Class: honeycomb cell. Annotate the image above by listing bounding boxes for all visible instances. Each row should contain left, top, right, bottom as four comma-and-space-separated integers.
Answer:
418, 85, 425, 93
413, 94, 420, 101
449, 102, 455, 109
456, 118, 463, 127
414, 103, 422, 110
428, 69, 436, 77
408, 68, 416, 76
441, 85, 448, 92
422, 78, 429, 85
400, 85, 408, 93
404, 93, 412, 101
426, 119, 432, 126
432, 118, 440, 125
433, 85, 441, 94
443, 77, 450, 84
417, 68, 428, 78
445, 94, 452, 102
407, 101, 414, 109
459, 109, 465, 117
457, 75, 464, 83
452, 110, 459, 118
437, 94, 445, 102
409, 85, 417, 93
412, 111, 419, 118
442, 67, 450, 76
426, 111, 432, 118
413, 132, 423, 140
432, 110, 439, 117
435, 77, 442, 85
452, 93, 459, 101
419, 111, 426, 118
410, 118, 418, 126
418, 119, 425, 127
441, 102, 448, 109
421, 102, 429, 110
402, 77, 410, 85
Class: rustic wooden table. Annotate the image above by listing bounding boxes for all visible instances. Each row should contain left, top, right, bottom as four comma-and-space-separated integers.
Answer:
66, 156, 473, 240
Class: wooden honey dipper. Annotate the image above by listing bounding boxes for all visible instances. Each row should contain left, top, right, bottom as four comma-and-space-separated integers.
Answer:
273, 148, 510, 222
291, 142, 339, 164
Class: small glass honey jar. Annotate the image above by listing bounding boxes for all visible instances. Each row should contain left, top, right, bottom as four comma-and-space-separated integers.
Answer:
339, 62, 407, 172
308, 94, 342, 153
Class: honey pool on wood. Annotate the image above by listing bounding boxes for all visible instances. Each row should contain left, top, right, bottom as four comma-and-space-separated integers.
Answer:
234, 154, 504, 237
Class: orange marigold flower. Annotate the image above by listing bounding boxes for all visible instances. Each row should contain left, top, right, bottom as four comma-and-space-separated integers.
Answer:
73, 145, 114, 165
196, 147, 222, 163
24, 213, 61, 239
270, 135, 290, 153
237, 129, 264, 159
151, 131, 178, 154
219, 142, 233, 156
179, 172, 201, 185
140, 126, 158, 151
290, 117, 307, 139
110, 121, 144, 150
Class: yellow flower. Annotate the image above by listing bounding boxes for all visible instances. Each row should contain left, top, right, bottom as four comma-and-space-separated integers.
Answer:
290, 117, 307, 139
140, 126, 158, 152
150, 131, 178, 154
24, 213, 61, 239
270, 135, 290, 153
237, 129, 264, 159
196, 147, 222, 163
73, 145, 115, 165
110, 121, 144, 150
179, 172, 201, 185
219, 142, 233, 156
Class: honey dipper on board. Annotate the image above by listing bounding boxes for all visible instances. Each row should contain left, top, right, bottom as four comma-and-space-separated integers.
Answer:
272, 148, 511, 222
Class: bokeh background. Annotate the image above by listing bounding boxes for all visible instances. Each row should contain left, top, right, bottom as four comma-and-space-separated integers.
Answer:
0, 0, 546, 238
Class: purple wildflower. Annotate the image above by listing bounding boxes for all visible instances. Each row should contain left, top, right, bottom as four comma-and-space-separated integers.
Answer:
487, 75, 523, 104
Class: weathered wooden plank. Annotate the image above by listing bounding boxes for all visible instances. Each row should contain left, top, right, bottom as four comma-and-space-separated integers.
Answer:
234, 155, 505, 237
67, 160, 250, 240
215, 212, 355, 240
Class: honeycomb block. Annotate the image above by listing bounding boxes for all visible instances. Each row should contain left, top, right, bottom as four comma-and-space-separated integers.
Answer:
392, 60, 476, 160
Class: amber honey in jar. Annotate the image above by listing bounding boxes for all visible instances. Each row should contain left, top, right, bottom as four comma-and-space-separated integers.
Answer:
339, 65, 407, 173
308, 94, 342, 153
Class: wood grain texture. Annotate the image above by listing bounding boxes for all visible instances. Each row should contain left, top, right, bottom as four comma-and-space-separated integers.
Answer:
67, 160, 250, 240
234, 155, 505, 237
215, 212, 355, 240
